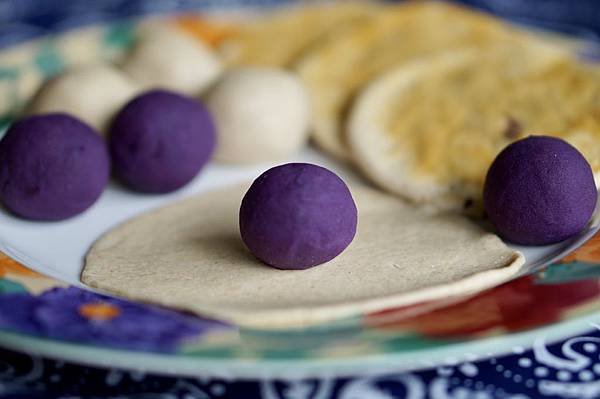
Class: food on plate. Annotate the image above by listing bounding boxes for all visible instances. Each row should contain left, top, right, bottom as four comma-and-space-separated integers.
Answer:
25, 64, 140, 134
83, 183, 524, 329
348, 44, 599, 212
206, 67, 310, 163
3, 1, 594, 329
219, 1, 376, 67
239, 163, 357, 270
0, 114, 109, 221
296, 0, 526, 159
484, 136, 598, 245
109, 90, 215, 193
121, 27, 222, 95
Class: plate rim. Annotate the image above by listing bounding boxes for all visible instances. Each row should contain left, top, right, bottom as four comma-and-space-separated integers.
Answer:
1, 306, 599, 379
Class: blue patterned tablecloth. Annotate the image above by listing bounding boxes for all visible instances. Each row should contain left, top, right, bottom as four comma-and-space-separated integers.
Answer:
2, 1, 600, 398
3, 327, 600, 398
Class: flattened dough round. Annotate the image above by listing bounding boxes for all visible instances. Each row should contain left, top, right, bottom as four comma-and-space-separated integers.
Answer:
83, 184, 524, 329
295, 1, 523, 159
348, 45, 597, 213
219, 2, 376, 67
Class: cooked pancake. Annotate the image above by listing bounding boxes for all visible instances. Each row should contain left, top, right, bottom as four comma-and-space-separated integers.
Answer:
219, 2, 377, 67
295, 1, 532, 159
348, 44, 599, 212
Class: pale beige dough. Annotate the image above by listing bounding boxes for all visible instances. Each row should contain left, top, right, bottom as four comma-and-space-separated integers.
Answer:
206, 67, 310, 164
25, 64, 140, 134
121, 27, 222, 95
82, 183, 524, 329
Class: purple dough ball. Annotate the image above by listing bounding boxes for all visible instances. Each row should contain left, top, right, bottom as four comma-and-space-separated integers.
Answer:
109, 89, 215, 193
239, 163, 358, 270
484, 136, 597, 245
0, 113, 109, 221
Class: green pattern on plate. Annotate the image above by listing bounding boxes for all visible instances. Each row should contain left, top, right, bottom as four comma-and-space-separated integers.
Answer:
538, 261, 600, 284
0, 279, 27, 294
103, 22, 136, 50
34, 43, 65, 77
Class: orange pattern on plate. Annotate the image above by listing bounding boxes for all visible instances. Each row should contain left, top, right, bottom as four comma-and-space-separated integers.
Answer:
561, 232, 600, 263
79, 302, 122, 321
0, 253, 42, 278
174, 16, 235, 46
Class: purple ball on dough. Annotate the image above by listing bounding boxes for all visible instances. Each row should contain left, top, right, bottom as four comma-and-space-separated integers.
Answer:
240, 163, 358, 270
109, 89, 215, 193
484, 136, 597, 245
0, 113, 109, 221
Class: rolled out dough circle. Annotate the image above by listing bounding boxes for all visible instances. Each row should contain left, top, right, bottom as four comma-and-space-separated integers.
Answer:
82, 183, 524, 329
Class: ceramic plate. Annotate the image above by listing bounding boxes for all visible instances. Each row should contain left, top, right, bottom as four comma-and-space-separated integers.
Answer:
1, 2, 600, 379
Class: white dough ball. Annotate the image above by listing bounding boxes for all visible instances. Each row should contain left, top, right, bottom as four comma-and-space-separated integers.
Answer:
121, 28, 222, 95
207, 67, 310, 163
26, 64, 140, 134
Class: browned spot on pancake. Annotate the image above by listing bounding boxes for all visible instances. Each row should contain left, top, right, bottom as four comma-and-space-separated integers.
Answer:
504, 116, 522, 139
463, 197, 474, 210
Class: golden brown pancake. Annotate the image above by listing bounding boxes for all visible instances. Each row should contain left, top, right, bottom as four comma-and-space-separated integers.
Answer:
219, 1, 378, 67
348, 43, 599, 212
296, 1, 532, 159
